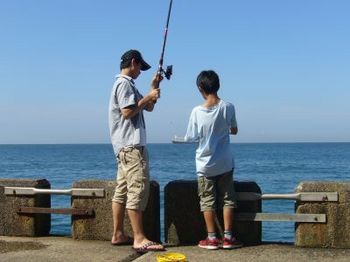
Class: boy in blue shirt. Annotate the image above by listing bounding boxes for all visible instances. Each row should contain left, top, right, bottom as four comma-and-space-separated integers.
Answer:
184, 70, 243, 250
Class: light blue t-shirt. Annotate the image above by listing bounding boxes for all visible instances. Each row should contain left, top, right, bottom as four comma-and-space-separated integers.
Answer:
184, 100, 237, 177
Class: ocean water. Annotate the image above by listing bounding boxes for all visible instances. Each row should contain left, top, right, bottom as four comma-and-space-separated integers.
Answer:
1, 143, 350, 243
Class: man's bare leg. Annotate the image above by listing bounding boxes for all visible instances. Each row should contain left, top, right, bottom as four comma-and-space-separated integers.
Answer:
128, 209, 164, 250
111, 202, 132, 244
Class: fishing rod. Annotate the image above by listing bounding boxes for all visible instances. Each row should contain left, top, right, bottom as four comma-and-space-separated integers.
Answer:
157, 0, 173, 81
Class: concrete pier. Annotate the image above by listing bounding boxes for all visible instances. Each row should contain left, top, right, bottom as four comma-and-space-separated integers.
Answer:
1, 236, 350, 262
164, 180, 262, 245
72, 180, 160, 242
0, 179, 50, 236
1, 179, 350, 261
295, 181, 350, 248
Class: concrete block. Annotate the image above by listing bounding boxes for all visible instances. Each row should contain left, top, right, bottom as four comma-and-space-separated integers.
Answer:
295, 181, 350, 248
72, 180, 160, 242
164, 180, 262, 245
0, 179, 51, 236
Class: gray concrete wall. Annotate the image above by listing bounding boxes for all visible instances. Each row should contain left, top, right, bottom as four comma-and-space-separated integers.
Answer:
71, 180, 160, 242
164, 180, 262, 246
0, 179, 51, 236
295, 181, 350, 248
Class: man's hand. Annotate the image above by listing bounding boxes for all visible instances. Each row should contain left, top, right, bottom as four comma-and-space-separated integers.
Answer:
151, 72, 164, 90
148, 88, 160, 101
121, 73, 164, 118
150, 72, 164, 104
122, 88, 160, 117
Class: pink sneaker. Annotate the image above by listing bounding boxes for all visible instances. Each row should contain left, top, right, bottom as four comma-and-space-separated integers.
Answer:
198, 238, 219, 250
222, 237, 243, 249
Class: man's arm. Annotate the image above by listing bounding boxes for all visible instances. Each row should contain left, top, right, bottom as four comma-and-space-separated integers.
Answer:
144, 73, 163, 112
144, 101, 155, 112
121, 73, 162, 118
121, 91, 158, 119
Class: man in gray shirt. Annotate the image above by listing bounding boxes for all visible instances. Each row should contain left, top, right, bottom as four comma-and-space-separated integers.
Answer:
109, 50, 164, 252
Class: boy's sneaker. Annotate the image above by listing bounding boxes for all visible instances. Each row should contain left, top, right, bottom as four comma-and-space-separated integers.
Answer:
222, 236, 243, 249
198, 238, 219, 250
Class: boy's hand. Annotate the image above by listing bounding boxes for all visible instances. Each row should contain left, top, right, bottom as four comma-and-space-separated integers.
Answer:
230, 127, 238, 135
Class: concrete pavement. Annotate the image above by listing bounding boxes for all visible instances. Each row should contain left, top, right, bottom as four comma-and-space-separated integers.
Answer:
1, 236, 350, 262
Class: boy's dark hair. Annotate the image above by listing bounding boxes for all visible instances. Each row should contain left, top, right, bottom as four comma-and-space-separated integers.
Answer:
196, 70, 220, 94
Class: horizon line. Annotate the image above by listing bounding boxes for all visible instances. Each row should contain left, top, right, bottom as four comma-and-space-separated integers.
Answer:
0, 141, 350, 146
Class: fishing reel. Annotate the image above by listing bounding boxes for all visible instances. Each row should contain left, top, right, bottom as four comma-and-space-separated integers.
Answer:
159, 65, 173, 80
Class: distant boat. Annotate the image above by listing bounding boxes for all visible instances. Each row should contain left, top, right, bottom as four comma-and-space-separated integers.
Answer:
171, 135, 196, 144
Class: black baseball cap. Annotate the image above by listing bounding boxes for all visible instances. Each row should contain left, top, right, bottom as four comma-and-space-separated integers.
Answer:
120, 49, 151, 71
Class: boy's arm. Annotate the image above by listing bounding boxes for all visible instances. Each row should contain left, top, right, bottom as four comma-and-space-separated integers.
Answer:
184, 109, 199, 142
230, 104, 238, 135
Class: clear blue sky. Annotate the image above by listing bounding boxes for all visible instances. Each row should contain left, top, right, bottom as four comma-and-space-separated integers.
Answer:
1, 0, 349, 144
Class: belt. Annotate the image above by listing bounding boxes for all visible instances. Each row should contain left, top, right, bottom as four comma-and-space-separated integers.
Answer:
121, 146, 145, 153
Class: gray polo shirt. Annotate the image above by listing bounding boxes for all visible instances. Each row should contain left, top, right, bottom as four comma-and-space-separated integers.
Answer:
109, 74, 146, 155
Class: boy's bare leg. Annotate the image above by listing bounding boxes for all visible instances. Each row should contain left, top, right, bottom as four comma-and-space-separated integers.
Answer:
203, 210, 216, 233
111, 202, 131, 244
223, 207, 234, 231
128, 209, 164, 249
222, 207, 243, 248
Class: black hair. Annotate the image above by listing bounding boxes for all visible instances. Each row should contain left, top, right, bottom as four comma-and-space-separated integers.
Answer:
120, 57, 141, 70
120, 50, 143, 70
120, 60, 130, 70
196, 70, 220, 94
